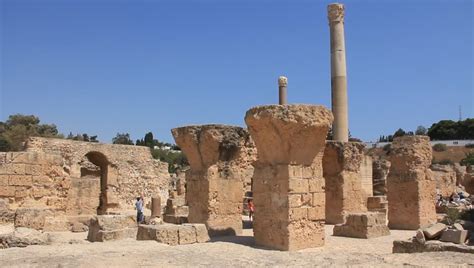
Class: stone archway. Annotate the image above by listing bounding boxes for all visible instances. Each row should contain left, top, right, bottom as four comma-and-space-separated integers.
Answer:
85, 151, 109, 215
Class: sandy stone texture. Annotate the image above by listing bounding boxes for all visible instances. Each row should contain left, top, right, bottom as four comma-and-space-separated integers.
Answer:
245, 104, 333, 251
387, 136, 437, 230
431, 164, 457, 196
323, 141, 367, 224
0, 137, 170, 230
172, 125, 256, 236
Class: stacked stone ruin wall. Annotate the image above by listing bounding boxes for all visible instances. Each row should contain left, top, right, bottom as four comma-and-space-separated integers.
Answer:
1, 137, 171, 217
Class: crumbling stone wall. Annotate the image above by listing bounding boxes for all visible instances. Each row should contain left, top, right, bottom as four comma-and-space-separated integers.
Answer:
0, 137, 170, 229
245, 104, 333, 251
387, 136, 436, 230
431, 164, 457, 196
172, 125, 255, 236
323, 141, 367, 224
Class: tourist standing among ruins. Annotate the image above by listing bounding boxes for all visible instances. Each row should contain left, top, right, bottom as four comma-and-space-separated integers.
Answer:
135, 196, 144, 224
248, 199, 255, 221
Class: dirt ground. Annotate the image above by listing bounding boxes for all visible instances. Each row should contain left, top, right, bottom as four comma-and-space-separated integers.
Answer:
1, 223, 473, 267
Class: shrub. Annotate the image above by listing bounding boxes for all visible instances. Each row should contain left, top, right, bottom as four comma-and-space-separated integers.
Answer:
465, 143, 474, 148
382, 144, 391, 152
460, 152, 474, 166
432, 143, 447, 152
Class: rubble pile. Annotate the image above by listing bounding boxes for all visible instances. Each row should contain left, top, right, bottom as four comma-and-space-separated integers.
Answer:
393, 221, 474, 253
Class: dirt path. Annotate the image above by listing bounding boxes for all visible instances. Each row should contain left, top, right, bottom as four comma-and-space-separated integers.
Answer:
1, 225, 473, 267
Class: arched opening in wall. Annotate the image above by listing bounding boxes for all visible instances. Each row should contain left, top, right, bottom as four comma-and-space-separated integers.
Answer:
85, 151, 109, 215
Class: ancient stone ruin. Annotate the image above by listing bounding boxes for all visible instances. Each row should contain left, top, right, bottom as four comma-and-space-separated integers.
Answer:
387, 136, 437, 229
0, 137, 170, 231
171, 125, 256, 236
245, 104, 333, 251
323, 141, 367, 224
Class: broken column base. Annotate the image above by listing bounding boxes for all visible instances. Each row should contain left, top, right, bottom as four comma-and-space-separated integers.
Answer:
137, 223, 209, 245
87, 215, 137, 242
333, 212, 390, 238
393, 238, 474, 254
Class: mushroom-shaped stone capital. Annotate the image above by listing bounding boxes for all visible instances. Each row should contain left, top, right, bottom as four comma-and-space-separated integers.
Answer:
245, 104, 333, 165
278, 76, 288, 87
171, 124, 251, 171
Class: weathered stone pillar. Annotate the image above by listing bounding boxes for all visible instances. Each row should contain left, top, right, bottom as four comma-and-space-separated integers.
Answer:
323, 141, 367, 224
245, 105, 333, 251
387, 136, 436, 229
328, 3, 349, 142
171, 125, 255, 236
151, 197, 161, 218
278, 76, 288, 105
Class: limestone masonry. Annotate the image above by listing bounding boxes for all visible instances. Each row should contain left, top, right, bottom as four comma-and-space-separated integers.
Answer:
387, 136, 437, 230
245, 104, 333, 251
323, 141, 367, 224
1, 137, 170, 231
171, 125, 256, 236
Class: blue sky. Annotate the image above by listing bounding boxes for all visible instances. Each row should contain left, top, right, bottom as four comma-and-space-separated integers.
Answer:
1, 0, 472, 143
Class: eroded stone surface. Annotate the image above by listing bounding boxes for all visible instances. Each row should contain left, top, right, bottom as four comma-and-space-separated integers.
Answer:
387, 136, 436, 230
372, 159, 390, 196
323, 141, 367, 224
245, 104, 333, 251
431, 164, 457, 196
87, 215, 137, 242
172, 125, 256, 236
137, 223, 209, 245
1, 137, 171, 230
333, 212, 390, 239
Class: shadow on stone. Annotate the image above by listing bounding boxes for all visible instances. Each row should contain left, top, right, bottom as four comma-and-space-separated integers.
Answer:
242, 219, 253, 229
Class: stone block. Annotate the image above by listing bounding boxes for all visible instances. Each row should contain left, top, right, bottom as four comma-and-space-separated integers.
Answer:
453, 223, 464, 231
14, 208, 54, 230
422, 223, 447, 239
415, 229, 426, 244
0, 186, 15, 197
0, 175, 8, 186
178, 224, 197, 245
154, 224, 180, 246
43, 216, 70, 232
164, 214, 188, 224
7, 164, 26, 175
8, 175, 33, 186
87, 215, 137, 242
289, 178, 309, 193
333, 212, 390, 239
440, 229, 468, 244
0, 227, 49, 249
25, 165, 42, 176
192, 223, 210, 243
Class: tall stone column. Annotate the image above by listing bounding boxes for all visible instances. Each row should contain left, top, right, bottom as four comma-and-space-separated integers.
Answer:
278, 76, 288, 105
323, 141, 367, 224
245, 105, 333, 251
387, 136, 436, 229
328, 3, 349, 142
171, 125, 256, 236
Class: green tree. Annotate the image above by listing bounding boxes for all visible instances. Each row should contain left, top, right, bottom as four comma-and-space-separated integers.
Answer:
393, 128, 406, 138
112, 133, 134, 145
415, 126, 427, 135
0, 114, 63, 151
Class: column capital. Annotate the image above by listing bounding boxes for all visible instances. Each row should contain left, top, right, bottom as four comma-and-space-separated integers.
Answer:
328, 3, 345, 24
278, 76, 288, 87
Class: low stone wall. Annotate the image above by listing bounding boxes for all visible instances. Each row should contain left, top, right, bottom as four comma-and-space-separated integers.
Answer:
393, 239, 474, 254
1, 137, 171, 230
137, 223, 209, 245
